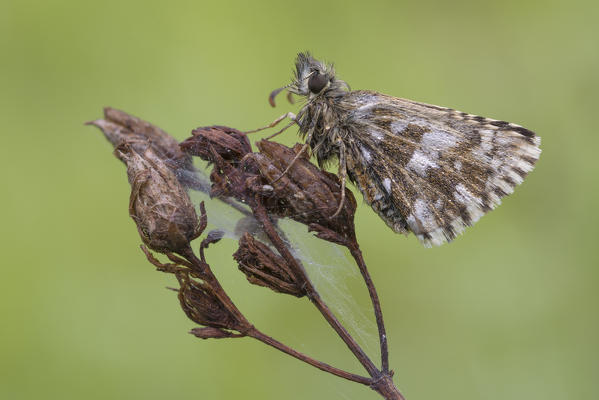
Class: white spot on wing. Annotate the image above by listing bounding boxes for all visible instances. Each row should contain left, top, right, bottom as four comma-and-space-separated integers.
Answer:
390, 120, 408, 134
454, 184, 478, 205
360, 145, 372, 162
369, 128, 384, 141
421, 130, 459, 151
418, 230, 446, 248
355, 94, 379, 107
407, 151, 438, 177
413, 199, 436, 231
453, 184, 485, 227
383, 178, 392, 194
405, 130, 460, 177
391, 117, 461, 146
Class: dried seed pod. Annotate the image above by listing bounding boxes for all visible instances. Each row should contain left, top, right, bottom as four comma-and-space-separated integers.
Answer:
116, 145, 199, 253
233, 233, 306, 297
178, 272, 241, 330
180, 125, 251, 164
180, 125, 256, 201
248, 140, 357, 241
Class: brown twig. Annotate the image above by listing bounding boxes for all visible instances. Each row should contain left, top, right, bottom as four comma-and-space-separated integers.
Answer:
309, 223, 390, 372
247, 328, 372, 385
348, 244, 390, 373
251, 198, 380, 377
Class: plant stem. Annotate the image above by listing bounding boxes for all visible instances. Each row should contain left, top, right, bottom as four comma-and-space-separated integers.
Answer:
348, 244, 390, 372
251, 198, 380, 377
248, 328, 371, 385
371, 374, 406, 400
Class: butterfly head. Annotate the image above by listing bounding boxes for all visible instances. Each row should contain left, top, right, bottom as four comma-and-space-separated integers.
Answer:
269, 52, 349, 107
293, 52, 335, 96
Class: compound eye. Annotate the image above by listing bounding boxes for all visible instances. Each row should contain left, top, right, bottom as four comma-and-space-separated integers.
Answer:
308, 72, 328, 94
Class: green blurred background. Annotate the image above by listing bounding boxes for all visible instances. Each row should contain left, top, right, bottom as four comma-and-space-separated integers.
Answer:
1, 0, 597, 399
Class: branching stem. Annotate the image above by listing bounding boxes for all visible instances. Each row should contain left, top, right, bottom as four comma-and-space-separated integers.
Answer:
247, 328, 371, 385
251, 197, 381, 377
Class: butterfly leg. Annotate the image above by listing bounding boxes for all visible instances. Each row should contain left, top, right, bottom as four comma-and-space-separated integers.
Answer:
244, 112, 296, 134
265, 120, 296, 140
271, 107, 320, 183
271, 143, 310, 183
331, 143, 347, 218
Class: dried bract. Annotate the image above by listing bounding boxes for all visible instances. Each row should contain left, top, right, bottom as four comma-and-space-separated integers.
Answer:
116, 145, 199, 253
190, 327, 242, 339
233, 233, 307, 297
88, 107, 193, 171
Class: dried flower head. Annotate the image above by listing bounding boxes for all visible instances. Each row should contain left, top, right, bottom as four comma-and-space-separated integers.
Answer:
246, 140, 357, 242
176, 271, 242, 330
116, 145, 199, 253
180, 125, 254, 201
180, 125, 251, 164
233, 233, 307, 297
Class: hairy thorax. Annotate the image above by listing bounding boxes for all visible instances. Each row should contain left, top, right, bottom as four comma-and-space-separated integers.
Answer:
297, 96, 348, 168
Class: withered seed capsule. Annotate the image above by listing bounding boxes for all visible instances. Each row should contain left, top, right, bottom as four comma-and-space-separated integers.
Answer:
116, 145, 199, 253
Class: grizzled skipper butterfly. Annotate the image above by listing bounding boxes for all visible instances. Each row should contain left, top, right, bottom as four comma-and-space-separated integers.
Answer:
250, 52, 541, 247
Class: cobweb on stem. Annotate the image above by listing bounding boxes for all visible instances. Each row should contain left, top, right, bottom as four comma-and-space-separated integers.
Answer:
184, 156, 378, 356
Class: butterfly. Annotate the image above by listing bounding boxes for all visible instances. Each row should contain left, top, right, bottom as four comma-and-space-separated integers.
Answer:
253, 52, 541, 247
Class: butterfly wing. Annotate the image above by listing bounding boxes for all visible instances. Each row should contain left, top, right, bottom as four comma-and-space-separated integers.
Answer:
340, 90, 541, 247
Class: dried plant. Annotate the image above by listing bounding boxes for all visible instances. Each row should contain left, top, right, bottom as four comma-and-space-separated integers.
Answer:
87, 108, 405, 399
